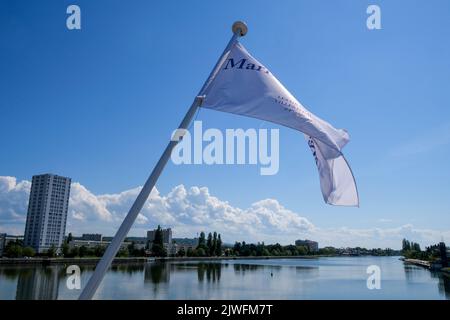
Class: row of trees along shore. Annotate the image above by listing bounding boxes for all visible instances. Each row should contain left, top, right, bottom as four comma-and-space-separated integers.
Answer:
3, 229, 403, 259
401, 238, 444, 261
2, 233, 144, 259
156, 229, 224, 258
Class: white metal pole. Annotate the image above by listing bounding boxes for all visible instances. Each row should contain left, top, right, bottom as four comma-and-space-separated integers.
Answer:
78, 21, 247, 300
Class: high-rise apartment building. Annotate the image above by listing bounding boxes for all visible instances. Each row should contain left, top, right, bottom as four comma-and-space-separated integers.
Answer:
147, 228, 172, 245
24, 174, 71, 253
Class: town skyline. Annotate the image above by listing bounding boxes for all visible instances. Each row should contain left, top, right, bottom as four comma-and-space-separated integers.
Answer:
1, 174, 448, 250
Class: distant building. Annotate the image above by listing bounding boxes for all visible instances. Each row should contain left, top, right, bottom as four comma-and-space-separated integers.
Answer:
172, 238, 199, 256
1, 235, 25, 257
147, 228, 173, 255
5, 235, 24, 245
125, 236, 147, 250
173, 237, 199, 247
81, 233, 102, 241
295, 239, 319, 252
68, 239, 131, 251
23, 174, 71, 253
147, 228, 172, 245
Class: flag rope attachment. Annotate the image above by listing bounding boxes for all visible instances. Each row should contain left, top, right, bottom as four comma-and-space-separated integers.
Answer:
78, 21, 247, 300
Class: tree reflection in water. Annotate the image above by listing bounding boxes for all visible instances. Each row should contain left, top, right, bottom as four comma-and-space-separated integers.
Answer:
197, 263, 222, 283
431, 271, 450, 299
144, 262, 170, 284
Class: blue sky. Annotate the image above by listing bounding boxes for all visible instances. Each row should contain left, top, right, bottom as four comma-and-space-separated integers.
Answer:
1, 0, 450, 248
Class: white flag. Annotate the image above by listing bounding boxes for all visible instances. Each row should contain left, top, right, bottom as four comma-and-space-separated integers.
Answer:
307, 136, 359, 206
202, 41, 359, 206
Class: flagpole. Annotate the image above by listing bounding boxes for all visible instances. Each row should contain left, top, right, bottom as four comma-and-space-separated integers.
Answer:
78, 21, 247, 300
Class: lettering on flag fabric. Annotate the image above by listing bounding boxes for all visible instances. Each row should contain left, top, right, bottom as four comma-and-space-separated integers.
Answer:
202, 41, 349, 159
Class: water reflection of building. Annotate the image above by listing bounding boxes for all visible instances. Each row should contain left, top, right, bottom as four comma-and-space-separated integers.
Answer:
16, 267, 60, 300
144, 262, 170, 284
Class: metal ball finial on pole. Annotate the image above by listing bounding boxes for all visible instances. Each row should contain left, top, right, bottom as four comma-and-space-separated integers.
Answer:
232, 21, 248, 37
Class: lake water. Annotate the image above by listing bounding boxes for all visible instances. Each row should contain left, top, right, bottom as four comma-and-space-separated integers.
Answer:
0, 256, 448, 300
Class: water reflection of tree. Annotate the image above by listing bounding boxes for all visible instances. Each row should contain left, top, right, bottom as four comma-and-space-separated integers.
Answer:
0, 267, 24, 280
111, 263, 144, 275
431, 272, 450, 299
144, 262, 170, 284
233, 263, 265, 275
403, 263, 450, 299
197, 263, 221, 283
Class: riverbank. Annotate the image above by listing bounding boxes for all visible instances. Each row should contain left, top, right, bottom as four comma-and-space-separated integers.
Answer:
155, 255, 320, 262
403, 258, 431, 269
0, 257, 148, 266
402, 258, 450, 273
0, 255, 325, 266
0, 254, 406, 266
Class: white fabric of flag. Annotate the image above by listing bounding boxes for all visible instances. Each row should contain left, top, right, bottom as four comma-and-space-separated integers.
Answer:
202, 41, 359, 206
306, 136, 359, 206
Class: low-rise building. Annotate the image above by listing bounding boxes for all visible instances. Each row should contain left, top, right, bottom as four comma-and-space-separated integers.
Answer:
295, 239, 319, 252
147, 228, 172, 245
147, 228, 173, 255
173, 243, 196, 256
81, 233, 102, 241
69, 239, 131, 250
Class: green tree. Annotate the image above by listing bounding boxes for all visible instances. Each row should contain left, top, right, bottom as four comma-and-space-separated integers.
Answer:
5, 242, 23, 258
207, 232, 213, 256
198, 232, 206, 249
67, 232, 73, 243
22, 246, 35, 257
78, 245, 88, 257
297, 245, 308, 255
212, 232, 218, 256
93, 245, 105, 257
69, 246, 79, 257
233, 242, 242, 256
177, 247, 186, 257
196, 247, 206, 257
61, 242, 70, 257
117, 247, 129, 257
151, 225, 167, 257
46, 245, 56, 257
402, 238, 411, 252
215, 234, 222, 256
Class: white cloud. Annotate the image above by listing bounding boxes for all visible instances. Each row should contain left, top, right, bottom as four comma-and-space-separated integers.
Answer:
0, 176, 448, 249
0, 176, 31, 235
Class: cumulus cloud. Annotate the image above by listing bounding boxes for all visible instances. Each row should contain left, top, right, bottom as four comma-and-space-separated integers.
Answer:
0, 176, 448, 248
0, 176, 31, 235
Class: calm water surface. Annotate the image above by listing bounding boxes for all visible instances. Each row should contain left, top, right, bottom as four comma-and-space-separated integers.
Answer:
0, 256, 448, 299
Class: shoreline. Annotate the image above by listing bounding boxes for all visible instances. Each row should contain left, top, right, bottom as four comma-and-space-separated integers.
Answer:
0, 254, 399, 266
